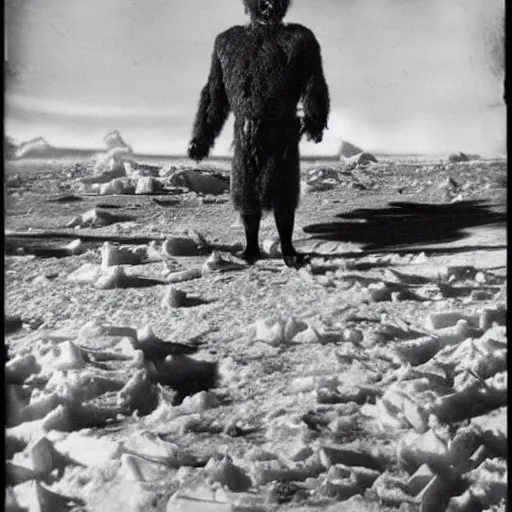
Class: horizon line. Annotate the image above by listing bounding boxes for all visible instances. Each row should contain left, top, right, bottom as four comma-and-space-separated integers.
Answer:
10, 145, 458, 161
9, 141, 462, 160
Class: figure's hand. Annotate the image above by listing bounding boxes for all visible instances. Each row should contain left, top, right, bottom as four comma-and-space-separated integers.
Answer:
300, 117, 324, 144
187, 138, 210, 162
307, 130, 323, 144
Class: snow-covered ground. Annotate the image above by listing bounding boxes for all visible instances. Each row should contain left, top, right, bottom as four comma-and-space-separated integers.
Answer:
5, 155, 507, 512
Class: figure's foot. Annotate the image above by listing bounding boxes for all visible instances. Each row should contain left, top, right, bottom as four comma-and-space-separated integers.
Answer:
240, 213, 262, 265
239, 247, 262, 265
282, 251, 309, 269
273, 206, 306, 269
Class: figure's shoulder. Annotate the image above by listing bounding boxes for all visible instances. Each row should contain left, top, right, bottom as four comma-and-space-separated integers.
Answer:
283, 23, 317, 41
215, 25, 247, 47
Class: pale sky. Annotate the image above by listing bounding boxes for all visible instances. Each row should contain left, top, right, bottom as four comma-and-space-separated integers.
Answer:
5, 0, 506, 156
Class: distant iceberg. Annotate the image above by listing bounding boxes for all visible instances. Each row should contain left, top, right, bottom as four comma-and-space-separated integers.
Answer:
14, 137, 58, 159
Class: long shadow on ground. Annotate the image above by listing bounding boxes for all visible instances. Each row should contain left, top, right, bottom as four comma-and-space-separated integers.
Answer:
302, 199, 506, 251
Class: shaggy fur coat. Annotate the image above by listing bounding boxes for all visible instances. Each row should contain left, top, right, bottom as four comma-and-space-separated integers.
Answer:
189, 1, 330, 214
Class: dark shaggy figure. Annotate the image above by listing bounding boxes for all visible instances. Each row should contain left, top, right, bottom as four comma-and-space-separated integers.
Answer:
188, 0, 330, 268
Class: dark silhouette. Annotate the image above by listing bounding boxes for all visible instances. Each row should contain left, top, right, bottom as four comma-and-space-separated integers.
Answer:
188, 0, 330, 268
303, 200, 506, 251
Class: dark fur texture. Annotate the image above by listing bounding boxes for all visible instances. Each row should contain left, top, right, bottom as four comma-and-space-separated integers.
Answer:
188, 2, 329, 214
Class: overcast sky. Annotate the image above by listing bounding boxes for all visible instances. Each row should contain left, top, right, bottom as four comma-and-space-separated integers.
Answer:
5, 0, 505, 156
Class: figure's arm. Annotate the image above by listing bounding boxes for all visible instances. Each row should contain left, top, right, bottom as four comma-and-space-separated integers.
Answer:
188, 36, 230, 161
300, 30, 330, 143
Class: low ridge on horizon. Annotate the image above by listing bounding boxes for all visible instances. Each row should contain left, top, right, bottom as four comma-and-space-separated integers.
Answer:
7, 132, 505, 161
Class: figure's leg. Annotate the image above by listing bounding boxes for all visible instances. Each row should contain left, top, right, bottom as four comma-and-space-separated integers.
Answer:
240, 212, 262, 264
231, 128, 263, 264
273, 204, 307, 268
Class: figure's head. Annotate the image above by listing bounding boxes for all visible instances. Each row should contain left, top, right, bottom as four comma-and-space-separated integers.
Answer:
243, 0, 291, 24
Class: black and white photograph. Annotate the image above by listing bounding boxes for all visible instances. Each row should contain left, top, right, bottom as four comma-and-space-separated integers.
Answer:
4, 0, 507, 510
